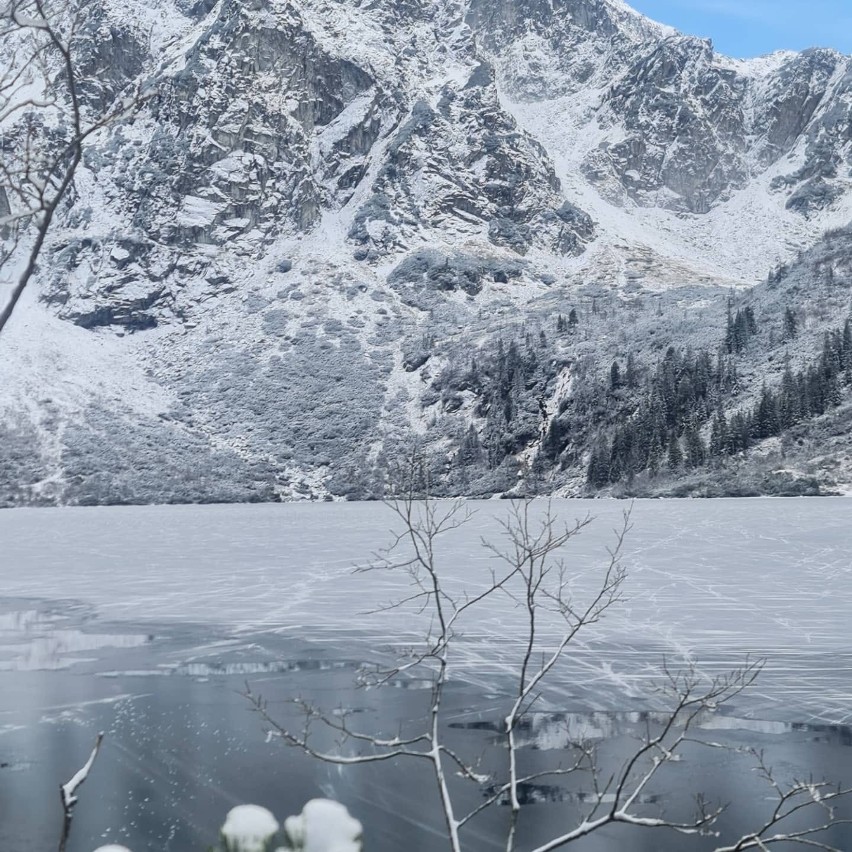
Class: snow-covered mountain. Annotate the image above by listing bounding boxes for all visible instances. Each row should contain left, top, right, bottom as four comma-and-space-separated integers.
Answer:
2, 0, 852, 504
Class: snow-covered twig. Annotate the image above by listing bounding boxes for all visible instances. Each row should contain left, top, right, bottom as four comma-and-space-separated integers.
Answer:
711, 748, 852, 851
58, 731, 104, 852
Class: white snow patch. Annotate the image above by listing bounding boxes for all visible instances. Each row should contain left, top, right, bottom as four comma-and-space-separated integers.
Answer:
498, 78, 852, 288
221, 805, 280, 852
177, 196, 223, 228
284, 799, 362, 852
311, 90, 375, 164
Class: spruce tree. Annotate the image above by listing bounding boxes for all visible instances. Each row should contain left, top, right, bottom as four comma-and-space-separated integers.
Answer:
730, 412, 751, 453
458, 425, 483, 467
827, 373, 842, 408
783, 307, 798, 340
754, 385, 780, 439
780, 359, 799, 428
725, 302, 735, 354
625, 352, 638, 388
709, 412, 727, 458
610, 361, 622, 390
733, 311, 743, 353
587, 441, 611, 488
648, 433, 662, 477
682, 425, 704, 468
667, 432, 683, 470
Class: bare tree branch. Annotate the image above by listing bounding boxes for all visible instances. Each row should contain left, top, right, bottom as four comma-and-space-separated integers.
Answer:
0, 0, 154, 335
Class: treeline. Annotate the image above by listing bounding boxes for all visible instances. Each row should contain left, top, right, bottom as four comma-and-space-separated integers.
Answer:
725, 305, 757, 354
430, 303, 851, 495
581, 347, 737, 487
432, 329, 555, 477
583, 318, 852, 488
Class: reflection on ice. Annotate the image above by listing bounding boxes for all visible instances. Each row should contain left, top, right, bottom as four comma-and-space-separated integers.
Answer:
452, 710, 852, 751
98, 658, 359, 678
388, 677, 437, 690
484, 782, 660, 807
0, 604, 151, 671
0, 759, 32, 772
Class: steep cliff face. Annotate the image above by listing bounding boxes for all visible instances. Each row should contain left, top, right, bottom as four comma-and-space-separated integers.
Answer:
467, 0, 665, 97
468, 0, 852, 220
2, 0, 852, 503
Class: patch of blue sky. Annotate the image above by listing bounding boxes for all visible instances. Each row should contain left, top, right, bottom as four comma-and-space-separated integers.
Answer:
627, 0, 852, 58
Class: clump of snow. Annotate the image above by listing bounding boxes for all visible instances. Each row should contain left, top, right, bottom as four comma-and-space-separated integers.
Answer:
221, 805, 280, 852
61, 733, 104, 808
283, 799, 362, 852
92, 846, 132, 852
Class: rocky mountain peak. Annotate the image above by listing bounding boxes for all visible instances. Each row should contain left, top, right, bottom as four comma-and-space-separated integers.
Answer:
2, 0, 852, 504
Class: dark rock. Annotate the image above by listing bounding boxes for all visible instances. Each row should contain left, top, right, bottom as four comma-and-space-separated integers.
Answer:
403, 351, 430, 371
489, 217, 532, 254
389, 249, 526, 297
786, 178, 844, 217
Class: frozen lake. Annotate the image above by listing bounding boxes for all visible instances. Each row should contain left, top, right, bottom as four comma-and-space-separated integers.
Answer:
1, 498, 851, 850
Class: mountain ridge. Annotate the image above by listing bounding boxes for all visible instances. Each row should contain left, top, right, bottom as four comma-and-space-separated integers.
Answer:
2, 0, 852, 504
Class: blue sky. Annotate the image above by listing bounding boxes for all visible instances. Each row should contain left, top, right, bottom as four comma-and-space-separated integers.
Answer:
627, 0, 852, 58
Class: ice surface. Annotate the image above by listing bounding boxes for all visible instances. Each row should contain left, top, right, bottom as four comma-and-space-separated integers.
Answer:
1, 499, 850, 721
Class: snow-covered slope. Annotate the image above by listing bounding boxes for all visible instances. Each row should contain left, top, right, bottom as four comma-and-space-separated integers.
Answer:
2, 0, 852, 503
